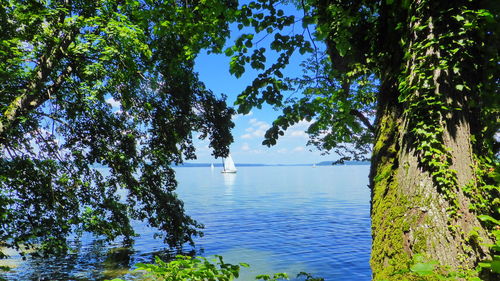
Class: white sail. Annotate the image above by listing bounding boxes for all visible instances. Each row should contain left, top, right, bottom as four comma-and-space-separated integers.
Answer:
222, 154, 237, 173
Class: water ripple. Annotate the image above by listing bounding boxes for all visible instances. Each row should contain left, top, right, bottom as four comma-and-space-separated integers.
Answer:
1, 166, 371, 280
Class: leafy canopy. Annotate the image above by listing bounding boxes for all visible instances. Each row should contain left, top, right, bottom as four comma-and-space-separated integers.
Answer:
227, 0, 378, 162
0, 0, 237, 257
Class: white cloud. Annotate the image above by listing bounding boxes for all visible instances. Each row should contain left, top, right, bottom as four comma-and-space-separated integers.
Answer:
289, 130, 308, 138
241, 143, 251, 151
33, 128, 60, 145
277, 148, 288, 153
240, 118, 270, 140
252, 129, 267, 138
295, 119, 314, 127
197, 144, 210, 152
257, 123, 269, 130
106, 97, 121, 108
280, 119, 315, 140
249, 118, 268, 128
292, 146, 305, 152
239, 143, 265, 154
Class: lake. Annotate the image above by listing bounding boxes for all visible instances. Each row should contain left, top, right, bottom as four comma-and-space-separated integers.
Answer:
0, 165, 372, 280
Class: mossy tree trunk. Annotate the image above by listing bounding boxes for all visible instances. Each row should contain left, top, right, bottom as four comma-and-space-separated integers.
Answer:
369, 82, 491, 279
367, 1, 494, 279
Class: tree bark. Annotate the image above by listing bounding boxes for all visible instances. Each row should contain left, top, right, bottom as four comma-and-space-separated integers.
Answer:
370, 87, 491, 280
369, 1, 492, 279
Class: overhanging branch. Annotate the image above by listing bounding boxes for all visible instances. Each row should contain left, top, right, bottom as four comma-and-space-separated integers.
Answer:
0, 30, 75, 145
350, 109, 375, 133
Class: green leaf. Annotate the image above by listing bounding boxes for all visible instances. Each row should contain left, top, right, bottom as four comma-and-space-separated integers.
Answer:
224, 48, 234, 56
491, 259, 500, 273
478, 215, 500, 225
410, 262, 434, 276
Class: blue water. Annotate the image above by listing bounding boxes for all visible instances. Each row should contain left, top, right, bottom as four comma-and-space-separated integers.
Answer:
0, 165, 372, 280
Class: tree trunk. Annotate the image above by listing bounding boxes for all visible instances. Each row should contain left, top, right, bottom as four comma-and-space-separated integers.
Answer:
370, 86, 491, 280
369, 1, 492, 279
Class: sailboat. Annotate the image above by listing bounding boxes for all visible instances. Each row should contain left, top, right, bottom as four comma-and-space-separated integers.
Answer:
221, 154, 237, 173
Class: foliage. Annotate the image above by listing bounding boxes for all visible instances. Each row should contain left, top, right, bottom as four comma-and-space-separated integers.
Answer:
385, 254, 483, 281
107, 255, 290, 281
477, 215, 500, 274
110, 255, 247, 281
228, 0, 377, 162
0, 0, 237, 257
297, 272, 324, 281
469, 156, 500, 276
394, 0, 499, 218
255, 273, 289, 281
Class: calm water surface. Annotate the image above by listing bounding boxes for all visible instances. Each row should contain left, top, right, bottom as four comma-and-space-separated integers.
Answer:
1, 165, 372, 280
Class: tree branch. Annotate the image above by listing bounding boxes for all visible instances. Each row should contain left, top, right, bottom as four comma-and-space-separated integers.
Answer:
0, 30, 76, 144
350, 109, 375, 133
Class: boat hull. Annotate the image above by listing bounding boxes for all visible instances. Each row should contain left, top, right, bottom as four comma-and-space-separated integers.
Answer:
221, 170, 237, 173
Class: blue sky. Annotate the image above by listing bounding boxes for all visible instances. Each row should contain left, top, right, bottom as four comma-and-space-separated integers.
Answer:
191, 19, 335, 165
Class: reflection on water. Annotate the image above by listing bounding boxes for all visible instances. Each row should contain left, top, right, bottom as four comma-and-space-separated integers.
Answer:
1, 240, 135, 280
1, 166, 372, 280
222, 173, 236, 187
0, 247, 22, 271
223, 173, 236, 199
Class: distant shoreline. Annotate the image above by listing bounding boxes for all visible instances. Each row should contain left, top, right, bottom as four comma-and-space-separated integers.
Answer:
176, 161, 370, 167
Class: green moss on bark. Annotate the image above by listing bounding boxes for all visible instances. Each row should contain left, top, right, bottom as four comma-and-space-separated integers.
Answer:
370, 110, 416, 279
